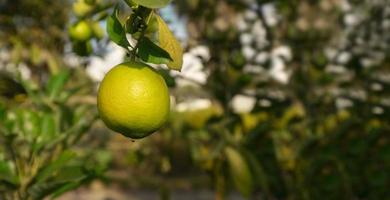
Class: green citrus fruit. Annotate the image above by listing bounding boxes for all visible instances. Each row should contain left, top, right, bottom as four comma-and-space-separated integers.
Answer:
97, 62, 170, 139
69, 21, 92, 42
224, 146, 253, 197
91, 21, 104, 39
73, 0, 94, 18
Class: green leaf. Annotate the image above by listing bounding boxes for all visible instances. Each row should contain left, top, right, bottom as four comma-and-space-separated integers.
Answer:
41, 113, 56, 138
224, 146, 253, 198
0, 160, 19, 189
29, 165, 89, 199
53, 166, 86, 183
50, 181, 84, 199
155, 15, 183, 71
36, 151, 76, 183
107, 7, 130, 49
157, 68, 176, 87
46, 70, 70, 101
72, 41, 92, 57
32, 112, 57, 152
29, 182, 64, 200
132, 0, 171, 8
138, 37, 172, 64
243, 150, 270, 196
20, 110, 40, 139
0, 103, 5, 120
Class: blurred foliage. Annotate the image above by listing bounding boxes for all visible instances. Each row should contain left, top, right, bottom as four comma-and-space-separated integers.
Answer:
0, 0, 69, 50
0, 69, 111, 199
169, 0, 389, 199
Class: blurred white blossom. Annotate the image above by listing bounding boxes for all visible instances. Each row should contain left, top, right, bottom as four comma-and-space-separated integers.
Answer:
244, 9, 257, 21
242, 45, 256, 60
189, 45, 211, 61
240, 33, 254, 45
261, 3, 280, 27
254, 52, 269, 64
336, 98, 354, 109
372, 106, 384, 115
272, 46, 292, 61
336, 51, 351, 64
19, 63, 31, 79
171, 45, 210, 87
258, 99, 272, 107
176, 98, 212, 112
270, 57, 289, 84
231, 94, 256, 113
86, 43, 125, 82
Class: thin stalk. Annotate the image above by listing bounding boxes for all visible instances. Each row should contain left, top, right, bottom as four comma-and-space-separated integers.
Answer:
129, 7, 153, 58
123, 0, 137, 8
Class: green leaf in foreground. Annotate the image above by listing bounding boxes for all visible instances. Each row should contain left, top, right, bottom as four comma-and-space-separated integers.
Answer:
138, 37, 172, 65
132, 0, 171, 9
36, 151, 76, 183
0, 160, 19, 188
156, 15, 183, 71
107, 7, 130, 49
46, 70, 70, 101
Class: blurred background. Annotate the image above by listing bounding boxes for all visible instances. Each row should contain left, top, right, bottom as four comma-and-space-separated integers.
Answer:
0, 0, 389, 199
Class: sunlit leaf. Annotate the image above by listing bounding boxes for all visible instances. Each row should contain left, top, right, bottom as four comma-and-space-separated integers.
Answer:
46, 70, 70, 101
36, 151, 76, 183
224, 146, 253, 197
132, 0, 171, 8
41, 113, 56, 140
0, 160, 19, 188
156, 15, 183, 71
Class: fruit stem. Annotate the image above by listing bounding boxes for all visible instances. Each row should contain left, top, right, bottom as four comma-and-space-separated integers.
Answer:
129, 7, 153, 60
123, 0, 137, 8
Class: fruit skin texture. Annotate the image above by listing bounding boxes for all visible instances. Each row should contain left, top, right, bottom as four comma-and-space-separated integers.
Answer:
97, 62, 170, 139
69, 21, 92, 42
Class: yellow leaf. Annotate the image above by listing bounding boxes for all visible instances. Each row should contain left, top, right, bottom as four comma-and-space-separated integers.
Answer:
156, 15, 183, 71
224, 146, 253, 197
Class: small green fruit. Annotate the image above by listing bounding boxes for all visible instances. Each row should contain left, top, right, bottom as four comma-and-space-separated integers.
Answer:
91, 21, 104, 39
73, 0, 94, 18
69, 21, 92, 42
